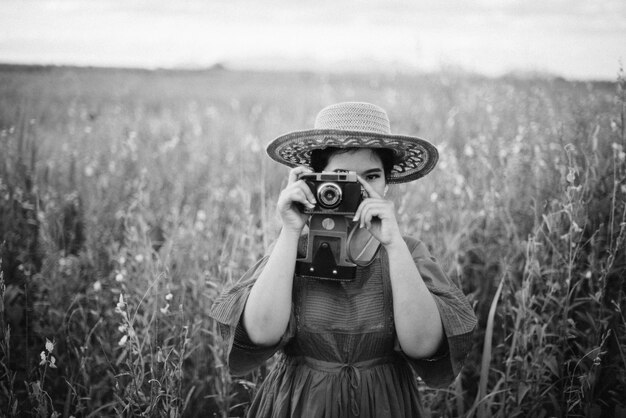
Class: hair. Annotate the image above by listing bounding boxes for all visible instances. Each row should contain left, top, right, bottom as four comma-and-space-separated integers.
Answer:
310, 147, 395, 181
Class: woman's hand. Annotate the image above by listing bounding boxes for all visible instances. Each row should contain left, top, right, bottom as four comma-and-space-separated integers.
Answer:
353, 177, 403, 247
276, 166, 317, 233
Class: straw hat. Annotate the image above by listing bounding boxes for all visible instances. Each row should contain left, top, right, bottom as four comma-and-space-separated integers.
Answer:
266, 102, 438, 183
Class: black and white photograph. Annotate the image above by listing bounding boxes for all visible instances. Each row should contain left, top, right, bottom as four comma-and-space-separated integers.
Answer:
0, 1, 625, 417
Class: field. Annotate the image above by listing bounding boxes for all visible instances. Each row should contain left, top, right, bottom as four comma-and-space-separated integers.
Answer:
0, 64, 625, 417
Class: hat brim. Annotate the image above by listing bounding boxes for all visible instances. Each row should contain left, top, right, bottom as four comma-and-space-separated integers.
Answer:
266, 129, 439, 183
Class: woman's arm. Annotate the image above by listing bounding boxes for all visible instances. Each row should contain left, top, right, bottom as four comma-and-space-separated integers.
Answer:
354, 177, 443, 358
242, 166, 316, 346
385, 240, 444, 358
243, 228, 301, 346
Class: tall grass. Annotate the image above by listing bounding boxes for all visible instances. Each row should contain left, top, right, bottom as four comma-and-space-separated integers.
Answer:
0, 64, 624, 417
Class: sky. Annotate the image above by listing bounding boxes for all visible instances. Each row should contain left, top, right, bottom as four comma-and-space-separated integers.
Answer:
1, 0, 625, 80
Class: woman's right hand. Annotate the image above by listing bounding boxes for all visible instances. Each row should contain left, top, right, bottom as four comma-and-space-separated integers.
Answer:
277, 166, 317, 233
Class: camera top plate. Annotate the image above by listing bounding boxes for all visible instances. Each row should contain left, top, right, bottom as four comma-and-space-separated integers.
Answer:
298, 171, 358, 183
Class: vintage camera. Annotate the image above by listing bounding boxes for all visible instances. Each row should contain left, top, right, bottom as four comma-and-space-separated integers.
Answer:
299, 171, 362, 215
296, 171, 363, 281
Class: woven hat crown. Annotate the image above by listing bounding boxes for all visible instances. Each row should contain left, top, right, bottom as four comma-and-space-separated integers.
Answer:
315, 102, 391, 134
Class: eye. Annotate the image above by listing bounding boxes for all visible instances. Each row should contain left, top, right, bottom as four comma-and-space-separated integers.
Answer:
365, 173, 381, 181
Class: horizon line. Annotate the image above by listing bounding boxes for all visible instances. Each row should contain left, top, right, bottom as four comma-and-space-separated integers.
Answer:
0, 60, 619, 83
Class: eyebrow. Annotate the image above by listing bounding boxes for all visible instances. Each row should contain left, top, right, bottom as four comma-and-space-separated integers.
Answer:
362, 168, 383, 175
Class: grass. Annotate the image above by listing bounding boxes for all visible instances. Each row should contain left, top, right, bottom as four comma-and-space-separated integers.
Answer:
0, 63, 624, 417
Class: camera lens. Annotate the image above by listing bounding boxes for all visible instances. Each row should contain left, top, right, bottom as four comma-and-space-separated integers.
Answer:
317, 182, 342, 208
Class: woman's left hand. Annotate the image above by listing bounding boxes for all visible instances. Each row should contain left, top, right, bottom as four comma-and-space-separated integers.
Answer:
353, 177, 403, 247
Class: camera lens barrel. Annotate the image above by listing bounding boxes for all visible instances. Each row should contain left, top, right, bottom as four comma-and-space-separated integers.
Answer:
317, 182, 342, 209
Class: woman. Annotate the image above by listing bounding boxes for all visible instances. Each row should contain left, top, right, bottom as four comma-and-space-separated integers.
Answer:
210, 102, 477, 417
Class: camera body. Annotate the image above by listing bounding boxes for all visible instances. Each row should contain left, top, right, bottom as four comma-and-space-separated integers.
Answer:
299, 171, 363, 215
296, 171, 362, 281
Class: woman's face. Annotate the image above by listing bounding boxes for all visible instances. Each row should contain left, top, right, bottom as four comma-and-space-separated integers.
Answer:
323, 148, 387, 197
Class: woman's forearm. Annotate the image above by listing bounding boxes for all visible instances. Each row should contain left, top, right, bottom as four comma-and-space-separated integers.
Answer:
242, 228, 301, 346
385, 240, 444, 359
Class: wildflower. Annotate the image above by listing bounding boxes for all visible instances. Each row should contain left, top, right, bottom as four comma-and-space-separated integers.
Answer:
611, 141, 626, 160
430, 192, 438, 202
118, 324, 127, 333
197, 210, 207, 221
40, 342, 58, 368
22, 264, 32, 277
135, 254, 144, 263
115, 294, 126, 314
118, 335, 128, 346
571, 222, 583, 234
611, 120, 618, 132
93, 280, 102, 292
566, 168, 576, 184
585, 271, 592, 279
115, 272, 124, 282
567, 185, 582, 194
84, 165, 95, 177
160, 304, 170, 314
165, 292, 173, 301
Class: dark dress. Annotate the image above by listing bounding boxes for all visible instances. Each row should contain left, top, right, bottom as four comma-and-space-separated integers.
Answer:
209, 236, 476, 417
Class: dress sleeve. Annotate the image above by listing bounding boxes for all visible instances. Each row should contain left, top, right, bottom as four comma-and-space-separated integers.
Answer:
208, 255, 297, 376
400, 237, 477, 388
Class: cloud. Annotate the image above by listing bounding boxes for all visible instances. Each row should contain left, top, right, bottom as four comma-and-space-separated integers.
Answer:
1, 0, 624, 79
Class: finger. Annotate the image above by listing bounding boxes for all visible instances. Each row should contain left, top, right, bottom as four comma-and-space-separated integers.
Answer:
355, 199, 376, 228
288, 166, 312, 185
360, 204, 380, 229
352, 197, 369, 223
359, 202, 390, 229
295, 180, 317, 206
353, 198, 381, 223
292, 186, 316, 209
356, 175, 382, 199
280, 186, 313, 210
